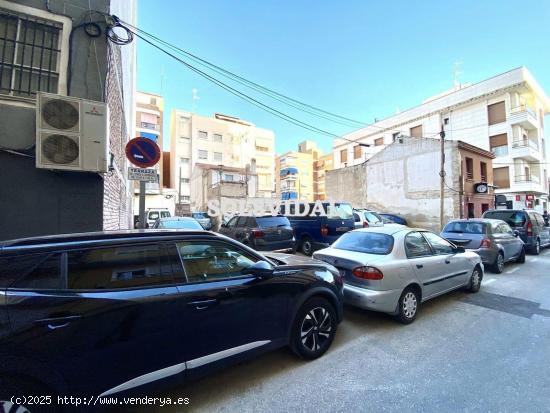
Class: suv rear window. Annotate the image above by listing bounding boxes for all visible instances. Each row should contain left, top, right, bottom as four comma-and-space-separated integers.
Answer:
484, 211, 526, 227
443, 221, 486, 234
256, 216, 290, 228
332, 232, 394, 255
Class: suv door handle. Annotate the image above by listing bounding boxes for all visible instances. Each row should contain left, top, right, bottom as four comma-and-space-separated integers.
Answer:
187, 299, 218, 310
35, 315, 81, 330
416, 264, 423, 269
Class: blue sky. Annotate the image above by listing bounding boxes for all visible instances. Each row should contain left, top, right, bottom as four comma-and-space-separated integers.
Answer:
136, 0, 550, 154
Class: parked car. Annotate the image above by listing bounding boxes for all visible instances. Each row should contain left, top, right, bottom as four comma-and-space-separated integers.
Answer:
353, 209, 384, 229
0, 230, 343, 407
152, 216, 203, 230
145, 208, 171, 228
313, 227, 483, 324
482, 209, 550, 254
281, 202, 355, 256
441, 219, 525, 273
219, 215, 296, 253
379, 213, 408, 226
191, 212, 212, 230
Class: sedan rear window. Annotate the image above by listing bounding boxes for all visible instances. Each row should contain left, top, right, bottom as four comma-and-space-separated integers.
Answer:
484, 211, 526, 227
364, 211, 383, 224
332, 232, 394, 255
256, 216, 291, 228
443, 221, 486, 234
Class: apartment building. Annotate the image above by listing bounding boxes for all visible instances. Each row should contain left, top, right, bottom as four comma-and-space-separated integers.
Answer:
275, 140, 320, 201
313, 153, 333, 201
0, 0, 136, 240
333, 67, 550, 212
170, 111, 275, 210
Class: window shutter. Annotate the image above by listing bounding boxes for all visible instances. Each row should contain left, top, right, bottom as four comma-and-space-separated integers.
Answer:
488, 101, 506, 125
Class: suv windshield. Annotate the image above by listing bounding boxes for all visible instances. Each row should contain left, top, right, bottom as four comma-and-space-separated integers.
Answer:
443, 221, 486, 234
327, 203, 353, 220
332, 232, 394, 255
257, 216, 290, 228
484, 211, 527, 227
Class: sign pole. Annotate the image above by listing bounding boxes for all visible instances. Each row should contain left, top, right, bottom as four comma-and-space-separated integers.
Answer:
138, 181, 146, 229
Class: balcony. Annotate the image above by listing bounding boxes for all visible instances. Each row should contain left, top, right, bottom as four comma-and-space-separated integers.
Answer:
512, 176, 546, 194
511, 139, 541, 161
491, 145, 508, 157
138, 122, 160, 131
509, 105, 538, 130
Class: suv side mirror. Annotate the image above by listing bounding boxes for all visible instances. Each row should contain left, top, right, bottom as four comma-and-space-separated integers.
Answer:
513, 230, 520, 237
454, 246, 465, 253
241, 260, 274, 277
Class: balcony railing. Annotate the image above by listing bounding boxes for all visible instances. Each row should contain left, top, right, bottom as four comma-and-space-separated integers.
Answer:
512, 139, 539, 151
514, 175, 540, 184
511, 104, 536, 118
139, 122, 160, 131
491, 145, 508, 157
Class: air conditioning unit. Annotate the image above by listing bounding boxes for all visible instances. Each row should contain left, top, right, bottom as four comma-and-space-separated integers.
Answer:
36, 92, 109, 172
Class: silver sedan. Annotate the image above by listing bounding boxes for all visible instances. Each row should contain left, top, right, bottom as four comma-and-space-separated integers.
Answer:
313, 226, 483, 323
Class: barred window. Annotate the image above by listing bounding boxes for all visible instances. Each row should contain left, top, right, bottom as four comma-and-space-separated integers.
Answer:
0, 10, 62, 97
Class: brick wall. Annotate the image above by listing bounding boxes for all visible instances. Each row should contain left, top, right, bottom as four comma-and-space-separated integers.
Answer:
103, 44, 132, 230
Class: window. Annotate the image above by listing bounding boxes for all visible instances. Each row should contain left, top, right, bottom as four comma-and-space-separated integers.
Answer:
374, 137, 384, 146
480, 162, 487, 182
224, 174, 234, 181
236, 216, 247, 227
0, 10, 64, 97
9, 253, 62, 289
404, 232, 432, 258
226, 216, 238, 228
255, 145, 269, 152
482, 203, 489, 214
180, 157, 189, 165
179, 136, 190, 141
496, 223, 513, 235
444, 117, 450, 125
353, 145, 361, 159
66, 244, 176, 290
332, 232, 394, 255
213, 133, 222, 143
484, 210, 527, 228
465, 157, 474, 180
181, 178, 190, 184
180, 195, 190, 202
198, 150, 208, 160
489, 133, 508, 156
467, 203, 475, 218
493, 167, 510, 189
353, 212, 360, 223
422, 232, 454, 255
340, 149, 348, 163
392, 132, 400, 142
198, 131, 208, 140
213, 152, 222, 162
443, 221, 486, 234
175, 241, 258, 283
410, 125, 423, 138
488, 101, 506, 125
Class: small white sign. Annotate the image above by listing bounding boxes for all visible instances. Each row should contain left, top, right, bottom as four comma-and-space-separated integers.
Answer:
128, 167, 158, 182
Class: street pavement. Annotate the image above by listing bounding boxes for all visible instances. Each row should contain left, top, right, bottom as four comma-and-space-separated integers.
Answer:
137, 249, 550, 413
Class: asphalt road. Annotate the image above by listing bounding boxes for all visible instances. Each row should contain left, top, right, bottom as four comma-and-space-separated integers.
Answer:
139, 249, 550, 413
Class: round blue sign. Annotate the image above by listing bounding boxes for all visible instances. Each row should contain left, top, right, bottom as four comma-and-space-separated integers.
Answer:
125, 137, 161, 168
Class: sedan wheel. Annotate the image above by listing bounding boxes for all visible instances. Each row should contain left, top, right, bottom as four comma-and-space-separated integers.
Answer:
301, 237, 313, 256
395, 288, 419, 324
468, 267, 482, 292
533, 239, 540, 255
492, 252, 504, 273
290, 297, 336, 359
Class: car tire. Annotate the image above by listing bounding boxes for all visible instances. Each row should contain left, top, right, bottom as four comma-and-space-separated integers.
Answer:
516, 246, 526, 264
491, 252, 504, 273
395, 287, 420, 324
531, 239, 540, 255
301, 236, 314, 256
290, 297, 337, 360
467, 266, 483, 292
0, 376, 59, 413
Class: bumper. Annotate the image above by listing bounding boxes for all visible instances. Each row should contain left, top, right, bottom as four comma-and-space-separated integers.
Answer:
468, 248, 497, 265
254, 240, 296, 253
343, 283, 402, 314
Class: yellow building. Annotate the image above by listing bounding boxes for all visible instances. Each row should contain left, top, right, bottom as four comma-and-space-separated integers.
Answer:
313, 153, 334, 200
276, 140, 321, 202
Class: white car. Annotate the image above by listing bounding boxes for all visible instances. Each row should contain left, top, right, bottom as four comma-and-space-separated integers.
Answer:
313, 226, 483, 324
353, 209, 384, 229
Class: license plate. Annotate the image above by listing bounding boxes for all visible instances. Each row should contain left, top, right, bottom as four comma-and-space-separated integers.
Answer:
336, 227, 348, 232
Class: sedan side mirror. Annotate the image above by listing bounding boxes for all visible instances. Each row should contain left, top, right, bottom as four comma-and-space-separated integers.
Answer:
241, 260, 274, 277
513, 230, 520, 237
454, 246, 465, 253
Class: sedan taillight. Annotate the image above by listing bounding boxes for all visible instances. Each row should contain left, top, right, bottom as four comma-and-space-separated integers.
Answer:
363, 221, 369, 228
251, 229, 265, 238
352, 266, 384, 280
526, 221, 533, 236
480, 238, 491, 248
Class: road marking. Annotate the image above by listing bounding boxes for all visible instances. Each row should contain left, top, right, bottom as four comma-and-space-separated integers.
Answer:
483, 278, 497, 285
506, 267, 519, 274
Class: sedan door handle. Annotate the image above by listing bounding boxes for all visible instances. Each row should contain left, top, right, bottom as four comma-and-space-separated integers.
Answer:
416, 264, 423, 269
34, 315, 81, 330
187, 299, 218, 310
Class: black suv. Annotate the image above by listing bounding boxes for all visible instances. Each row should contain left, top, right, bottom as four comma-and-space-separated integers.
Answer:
0, 230, 342, 409
219, 215, 296, 252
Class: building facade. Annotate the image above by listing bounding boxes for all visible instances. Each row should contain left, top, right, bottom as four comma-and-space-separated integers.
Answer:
0, 0, 136, 240
170, 111, 275, 212
313, 152, 333, 201
333, 67, 549, 212
326, 138, 494, 231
